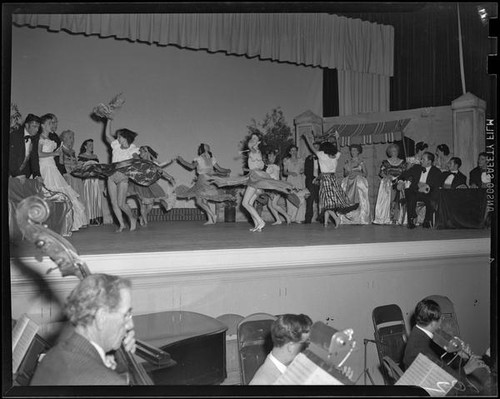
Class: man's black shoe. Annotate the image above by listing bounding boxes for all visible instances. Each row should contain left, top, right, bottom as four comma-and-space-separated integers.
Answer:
407, 219, 416, 229
422, 220, 432, 229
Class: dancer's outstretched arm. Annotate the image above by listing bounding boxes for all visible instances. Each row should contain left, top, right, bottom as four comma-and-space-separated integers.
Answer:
302, 133, 317, 155
104, 119, 114, 145
214, 163, 231, 176
176, 156, 196, 170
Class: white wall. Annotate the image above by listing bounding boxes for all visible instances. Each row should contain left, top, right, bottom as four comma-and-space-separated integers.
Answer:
11, 26, 322, 207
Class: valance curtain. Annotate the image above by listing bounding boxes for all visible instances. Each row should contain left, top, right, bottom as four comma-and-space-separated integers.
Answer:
12, 13, 394, 76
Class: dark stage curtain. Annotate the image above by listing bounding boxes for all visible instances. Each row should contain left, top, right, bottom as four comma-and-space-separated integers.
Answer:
332, 3, 495, 118
323, 68, 339, 117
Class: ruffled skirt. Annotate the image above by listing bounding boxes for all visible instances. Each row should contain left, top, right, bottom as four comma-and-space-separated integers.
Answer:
176, 174, 234, 203
319, 173, 355, 214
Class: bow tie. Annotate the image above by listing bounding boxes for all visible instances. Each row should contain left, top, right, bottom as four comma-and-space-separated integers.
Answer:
450, 171, 458, 175
24, 135, 32, 142
421, 167, 427, 173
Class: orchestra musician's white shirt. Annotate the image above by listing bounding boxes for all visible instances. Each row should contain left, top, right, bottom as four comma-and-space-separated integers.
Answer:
419, 166, 432, 184
416, 324, 433, 339
268, 352, 287, 374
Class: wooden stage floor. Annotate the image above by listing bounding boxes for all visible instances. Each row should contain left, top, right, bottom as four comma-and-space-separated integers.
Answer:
10, 221, 491, 257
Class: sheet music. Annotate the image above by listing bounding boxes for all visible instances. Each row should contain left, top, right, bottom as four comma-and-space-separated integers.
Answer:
274, 353, 344, 385
395, 353, 457, 397
12, 314, 39, 374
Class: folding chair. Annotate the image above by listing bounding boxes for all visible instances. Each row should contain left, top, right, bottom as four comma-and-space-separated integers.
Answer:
237, 313, 276, 385
216, 314, 244, 385
372, 304, 408, 385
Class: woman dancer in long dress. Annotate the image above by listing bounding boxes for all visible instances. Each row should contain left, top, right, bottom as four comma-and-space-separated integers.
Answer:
340, 144, 371, 225
211, 133, 295, 232
283, 145, 306, 223
128, 146, 176, 226
38, 115, 88, 232
302, 132, 358, 228
104, 119, 140, 232
373, 144, 407, 225
265, 150, 291, 225
176, 144, 233, 225
78, 139, 103, 225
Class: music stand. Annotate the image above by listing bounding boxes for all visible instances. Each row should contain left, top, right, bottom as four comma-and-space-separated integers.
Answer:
354, 338, 376, 385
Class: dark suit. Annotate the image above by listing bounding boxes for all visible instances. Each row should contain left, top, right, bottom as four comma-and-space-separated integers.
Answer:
399, 164, 442, 223
469, 166, 485, 188
304, 154, 320, 223
9, 126, 40, 178
30, 332, 128, 385
441, 171, 467, 189
403, 326, 448, 372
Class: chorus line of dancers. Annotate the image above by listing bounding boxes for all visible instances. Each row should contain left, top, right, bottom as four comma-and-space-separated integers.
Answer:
14, 106, 483, 235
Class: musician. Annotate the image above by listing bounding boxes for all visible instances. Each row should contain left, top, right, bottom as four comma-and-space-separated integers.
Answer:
30, 274, 137, 385
469, 152, 490, 188
249, 314, 313, 385
403, 299, 490, 394
397, 152, 442, 229
441, 157, 467, 189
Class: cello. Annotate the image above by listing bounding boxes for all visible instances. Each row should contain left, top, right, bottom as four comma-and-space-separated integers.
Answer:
15, 196, 175, 385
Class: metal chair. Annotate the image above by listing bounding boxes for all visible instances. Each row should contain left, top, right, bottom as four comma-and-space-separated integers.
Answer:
216, 314, 244, 385
237, 313, 276, 385
372, 304, 408, 385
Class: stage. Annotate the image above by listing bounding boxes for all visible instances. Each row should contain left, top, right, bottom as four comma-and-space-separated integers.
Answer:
9, 221, 492, 385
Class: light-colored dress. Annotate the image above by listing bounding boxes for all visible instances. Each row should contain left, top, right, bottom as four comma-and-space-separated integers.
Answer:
78, 154, 103, 224
373, 158, 407, 225
283, 157, 306, 222
340, 158, 370, 225
39, 138, 87, 231
62, 145, 88, 224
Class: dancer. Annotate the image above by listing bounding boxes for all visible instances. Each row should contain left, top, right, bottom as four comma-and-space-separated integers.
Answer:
265, 150, 291, 225
340, 144, 370, 225
210, 133, 296, 232
302, 132, 358, 228
176, 143, 233, 225
78, 139, 103, 225
38, 114, 88, 232
373, 144, 407, 225
128, 146, 176, 226
283, 145, 306, 223
104, 119, 140, 232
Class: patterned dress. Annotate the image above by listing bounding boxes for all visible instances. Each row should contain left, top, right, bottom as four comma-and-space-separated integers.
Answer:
373, 158, 407, 224
77, 154, 103, 224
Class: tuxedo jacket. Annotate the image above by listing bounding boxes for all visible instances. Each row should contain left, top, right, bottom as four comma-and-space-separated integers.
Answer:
469, 166, 484, 188
30, 332, 128, 385
399, 164, 443, 194
9, 126, 30, 177
441, 171, 467, 188
249, 354, 283, 385
304, 154, 318, 187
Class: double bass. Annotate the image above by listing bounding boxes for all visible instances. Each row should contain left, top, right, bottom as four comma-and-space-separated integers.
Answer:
15, 196, 175, 385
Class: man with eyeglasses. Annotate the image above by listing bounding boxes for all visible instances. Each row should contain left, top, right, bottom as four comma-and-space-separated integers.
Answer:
249, 314, 312, 385
31, 274, 136, 385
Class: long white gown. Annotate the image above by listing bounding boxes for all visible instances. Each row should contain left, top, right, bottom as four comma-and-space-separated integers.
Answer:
39, 138, 87, 231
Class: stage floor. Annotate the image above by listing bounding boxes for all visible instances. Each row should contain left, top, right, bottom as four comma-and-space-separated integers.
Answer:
10, 220, 491, 258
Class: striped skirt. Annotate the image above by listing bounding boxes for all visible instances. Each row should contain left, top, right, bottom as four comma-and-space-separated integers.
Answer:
319, 173, 354, 214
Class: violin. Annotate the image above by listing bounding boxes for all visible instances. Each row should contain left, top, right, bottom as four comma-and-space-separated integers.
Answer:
15, 196, 175, 385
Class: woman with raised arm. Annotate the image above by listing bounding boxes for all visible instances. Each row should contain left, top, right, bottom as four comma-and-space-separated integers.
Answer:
302, 132, 358, 228
339, 144, 371, 225
175, 143, 233, 225
104, 119, 140, 232
38, 114, 88, 232
128, 146, 176, 226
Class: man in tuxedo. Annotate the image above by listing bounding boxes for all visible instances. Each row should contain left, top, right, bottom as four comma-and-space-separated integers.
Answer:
304, 142, 321, 224
31, 274, 137, 385
250, 314, 313, 385
397, 152, 442, 229
441, 157, 467, 189
9, 113, 41, 178
469, 152, 489, 188
404, 299, 490, 394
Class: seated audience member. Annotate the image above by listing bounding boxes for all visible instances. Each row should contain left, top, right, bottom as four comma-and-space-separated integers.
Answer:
249, 314, 313, 385
469, 152, 491, 188
30, 274, 136, 385
441, 157, 467, 189
435, 144, 452, 172
403, 299, 491, 394
397, 152, 442, 229
406, 141, 429, 166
